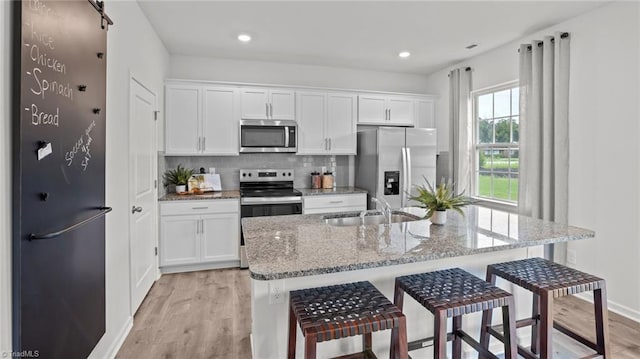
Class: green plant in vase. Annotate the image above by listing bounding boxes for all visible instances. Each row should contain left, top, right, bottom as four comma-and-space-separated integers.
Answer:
409, 177, 471, 224
163, 164, 194, 193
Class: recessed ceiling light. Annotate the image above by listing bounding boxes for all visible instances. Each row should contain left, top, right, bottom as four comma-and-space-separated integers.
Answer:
398, 51, 411, 58
238, 34, 252, 43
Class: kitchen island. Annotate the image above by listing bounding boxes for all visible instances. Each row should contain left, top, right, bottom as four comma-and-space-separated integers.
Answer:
242, 206, 594, 358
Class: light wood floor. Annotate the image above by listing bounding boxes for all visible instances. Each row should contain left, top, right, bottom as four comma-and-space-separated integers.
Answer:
117, 269, 640, 359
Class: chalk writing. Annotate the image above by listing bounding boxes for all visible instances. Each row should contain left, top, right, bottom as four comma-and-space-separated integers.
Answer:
30, 67, 73, 100
26, 21, 54, 50
26, 103, 59, 126
29, 43, 66, 74
65, 120, 95, 171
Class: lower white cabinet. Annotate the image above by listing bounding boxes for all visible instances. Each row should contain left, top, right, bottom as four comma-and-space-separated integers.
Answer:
160, 199, 240, 272
303, 193, 367, 214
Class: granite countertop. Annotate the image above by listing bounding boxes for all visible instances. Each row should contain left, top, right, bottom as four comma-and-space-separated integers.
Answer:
159, 190, 240, 201
242, 205, 595, 280
296, 187, 368, 196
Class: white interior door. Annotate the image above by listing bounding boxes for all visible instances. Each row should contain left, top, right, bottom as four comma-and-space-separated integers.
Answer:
129, 78, 158, 314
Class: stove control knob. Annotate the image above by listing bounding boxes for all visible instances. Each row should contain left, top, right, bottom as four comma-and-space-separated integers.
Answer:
242, 173, 246, 177
248, 173, 252, 177
288, 172, 292, 176
282, 172, 286, 177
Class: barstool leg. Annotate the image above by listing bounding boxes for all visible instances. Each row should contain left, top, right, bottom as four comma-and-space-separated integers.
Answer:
531, 294, 540, 354
288, 304, 297, 359
434, 310, 448, 359
363, 332, 372, 353
594, 283, 611, 358
502, 297, 518, 359
452, 315, 462, 359
479, 270, 496, 357
395, 315, 409, 359
539, 291, 554, 359
390, 280, 405, 358
304, 331, 317, 359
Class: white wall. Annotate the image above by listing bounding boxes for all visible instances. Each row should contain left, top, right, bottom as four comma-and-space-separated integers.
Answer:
424, 1, 640, 320
171, 55, 430, 93
88, 1, 169, 358
0, 0, 12, 354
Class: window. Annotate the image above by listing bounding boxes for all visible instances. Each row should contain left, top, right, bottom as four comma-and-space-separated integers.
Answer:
473, 83, 519, 203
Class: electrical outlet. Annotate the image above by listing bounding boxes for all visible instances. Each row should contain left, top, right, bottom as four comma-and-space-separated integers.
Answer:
269, 280, 285, 304
567, 249, 577, 265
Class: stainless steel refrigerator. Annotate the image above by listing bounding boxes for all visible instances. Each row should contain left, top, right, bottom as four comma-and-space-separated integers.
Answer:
355, 127, 437, 209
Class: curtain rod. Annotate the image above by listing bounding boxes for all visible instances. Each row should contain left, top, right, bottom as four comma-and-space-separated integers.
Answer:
517, 32, 569, 52
447, 67, 472, 77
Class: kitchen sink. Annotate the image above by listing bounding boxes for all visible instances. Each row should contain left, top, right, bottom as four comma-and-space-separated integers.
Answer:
323, 211, 421, 227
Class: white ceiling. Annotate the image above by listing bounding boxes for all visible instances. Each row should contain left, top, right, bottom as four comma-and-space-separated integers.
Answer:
138, 1, 606, 75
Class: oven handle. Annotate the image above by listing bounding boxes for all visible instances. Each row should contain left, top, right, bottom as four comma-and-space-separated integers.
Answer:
241, 197, 302, 205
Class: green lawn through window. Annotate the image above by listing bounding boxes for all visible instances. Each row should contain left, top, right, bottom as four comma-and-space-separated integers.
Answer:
478, 174, 518, 202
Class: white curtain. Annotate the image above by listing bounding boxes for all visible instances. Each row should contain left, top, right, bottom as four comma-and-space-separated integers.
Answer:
518, 32, 570, 262
448, 67, 472, 194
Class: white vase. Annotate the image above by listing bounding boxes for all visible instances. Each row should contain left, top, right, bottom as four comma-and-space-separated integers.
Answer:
430, 210, 447, 225
175, 185, 186, 193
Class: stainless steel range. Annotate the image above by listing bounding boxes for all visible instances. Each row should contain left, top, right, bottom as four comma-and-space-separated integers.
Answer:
239, 169, 302, 268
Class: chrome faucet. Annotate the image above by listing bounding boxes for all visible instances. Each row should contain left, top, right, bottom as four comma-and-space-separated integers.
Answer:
371, 197, 392, 225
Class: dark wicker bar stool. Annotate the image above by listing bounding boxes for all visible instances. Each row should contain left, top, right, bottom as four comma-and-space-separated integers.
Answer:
392, 268, 518, 359
480, 257, 610, 359
287, 281, 408, 359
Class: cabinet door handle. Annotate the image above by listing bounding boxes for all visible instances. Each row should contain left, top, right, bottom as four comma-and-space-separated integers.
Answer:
202, 137, 206, 151
196, 137, 200, 151
329, 200, 343, 204
266, 103, 269, 118
329, 138, 332, 150
269, 103, 273, 118
388, 108, 391, 121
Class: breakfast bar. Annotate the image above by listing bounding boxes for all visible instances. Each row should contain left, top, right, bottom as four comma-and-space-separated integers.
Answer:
242, 206, 595, 358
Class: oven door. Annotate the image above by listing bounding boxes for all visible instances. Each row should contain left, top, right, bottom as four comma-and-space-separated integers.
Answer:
240, 120, 297, 153
239, 198, 302, 268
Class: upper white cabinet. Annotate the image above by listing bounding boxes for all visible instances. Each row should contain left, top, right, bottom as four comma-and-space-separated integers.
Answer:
414, 98, 436, 129
241, 87, 295, 120
297, 91, 356, 155
165, 85, 200, 154
165, 84, 239, 156
358, 95, 415, 126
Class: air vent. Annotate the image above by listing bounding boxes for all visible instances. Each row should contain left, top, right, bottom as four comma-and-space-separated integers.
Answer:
466, 44, 478, 49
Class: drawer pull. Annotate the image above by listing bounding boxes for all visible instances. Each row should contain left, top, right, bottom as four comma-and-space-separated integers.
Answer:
329, 200, 343, 204
192, 207, 209, 210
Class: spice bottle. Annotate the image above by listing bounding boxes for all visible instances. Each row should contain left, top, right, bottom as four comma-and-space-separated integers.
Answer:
322, 172, 334, 189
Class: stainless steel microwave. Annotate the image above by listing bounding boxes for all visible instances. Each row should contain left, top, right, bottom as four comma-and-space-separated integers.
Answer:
239, 120, 297, 153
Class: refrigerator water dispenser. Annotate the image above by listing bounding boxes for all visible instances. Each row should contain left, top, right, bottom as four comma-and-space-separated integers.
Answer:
384, 171, 400, 195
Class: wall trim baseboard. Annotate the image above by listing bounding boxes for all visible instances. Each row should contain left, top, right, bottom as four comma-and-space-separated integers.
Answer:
104, 316, 133, 359
160, 261, 240, 274
575, 292, 640, 323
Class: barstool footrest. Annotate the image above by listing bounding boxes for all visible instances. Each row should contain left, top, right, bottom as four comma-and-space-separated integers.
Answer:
554, 322, 600, 352
456, 330, 501, 359
485, 326, 538, 359
331, 349, 377, 359
406, 333, 455, 351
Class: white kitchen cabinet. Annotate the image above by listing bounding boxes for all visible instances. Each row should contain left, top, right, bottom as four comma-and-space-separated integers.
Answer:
202, 87, 239, 155
165, 85, 200, 154
303, 193, 367, 214
165, 84, 239, 156
358, 95, 415, 126
160, 215, 200, 266
159, 199, 240, 272
241, 87, 295, 120
414, 98, 435, 129
297, 91, 356, 155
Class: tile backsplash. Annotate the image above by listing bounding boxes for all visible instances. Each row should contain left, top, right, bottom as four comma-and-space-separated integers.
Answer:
159, 153, 352, 196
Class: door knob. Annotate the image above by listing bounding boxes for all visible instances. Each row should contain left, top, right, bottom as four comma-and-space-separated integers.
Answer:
131, 206, 143, 214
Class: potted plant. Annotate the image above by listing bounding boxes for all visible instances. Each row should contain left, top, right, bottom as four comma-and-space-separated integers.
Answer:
409, 177, 471, 225
163, 164, 194, 193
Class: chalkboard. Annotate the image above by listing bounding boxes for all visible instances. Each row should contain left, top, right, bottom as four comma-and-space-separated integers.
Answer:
12, 1, 113, 358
